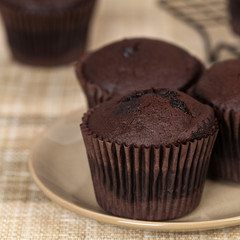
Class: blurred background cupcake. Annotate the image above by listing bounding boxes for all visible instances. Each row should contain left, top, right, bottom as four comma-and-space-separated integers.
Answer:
229, 0, 240, 35
0, 0, 97, 66
76, 38, 204, 108
192, 59, 240, 182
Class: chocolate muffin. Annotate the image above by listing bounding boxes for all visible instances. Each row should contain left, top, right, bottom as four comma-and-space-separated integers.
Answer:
0, 0, 97, 66
193, 59, 240, 182
229, 0, 240, 35
81, 88, 218, 220
76, 38, 204, 107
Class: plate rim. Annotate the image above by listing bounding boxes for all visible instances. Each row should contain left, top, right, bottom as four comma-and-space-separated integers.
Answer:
28, 110, 240, 232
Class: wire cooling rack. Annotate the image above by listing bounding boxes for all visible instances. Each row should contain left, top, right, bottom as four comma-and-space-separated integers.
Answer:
159, 0, 240, 62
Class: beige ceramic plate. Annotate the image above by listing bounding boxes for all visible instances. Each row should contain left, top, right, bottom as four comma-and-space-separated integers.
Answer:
29, 108, 240, 232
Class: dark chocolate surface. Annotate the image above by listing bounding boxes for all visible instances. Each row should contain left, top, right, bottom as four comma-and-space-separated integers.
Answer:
82, 38, 203, 96
87, 88, 216, 146
193, 59, 240, 112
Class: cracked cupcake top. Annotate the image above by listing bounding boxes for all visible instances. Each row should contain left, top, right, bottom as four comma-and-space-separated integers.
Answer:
86, 88, 216, 146
81, 38, 203, 96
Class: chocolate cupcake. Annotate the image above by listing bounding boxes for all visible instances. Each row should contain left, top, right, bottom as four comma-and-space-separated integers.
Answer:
193, 59, 240, 182
76, 38, 204, 108
229, 0, 240, 35
0, 0, 97, 66
81, 88, 218, 220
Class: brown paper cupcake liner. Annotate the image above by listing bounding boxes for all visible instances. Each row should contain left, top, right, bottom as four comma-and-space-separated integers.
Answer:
0, 0, 96, 66
80, 109, 218, 220
76, 54, 112, 108
209, 108, 240, 182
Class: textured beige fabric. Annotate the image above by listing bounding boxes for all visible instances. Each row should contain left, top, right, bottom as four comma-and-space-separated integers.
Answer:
0, 0, 239, 239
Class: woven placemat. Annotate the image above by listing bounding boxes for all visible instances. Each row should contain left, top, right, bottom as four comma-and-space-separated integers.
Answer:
0, 0, 239, 239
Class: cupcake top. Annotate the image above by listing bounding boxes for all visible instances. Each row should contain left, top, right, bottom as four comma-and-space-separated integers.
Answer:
81, 38, 203, 96
86, 88, 216, 147
0, 0, 87, 11
193, 59, 240, 112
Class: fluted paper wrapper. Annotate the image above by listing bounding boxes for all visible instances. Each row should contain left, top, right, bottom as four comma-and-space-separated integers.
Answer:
80, 110, 218, 220
0, 0, 96, 66
209, 108, 240, 182
76, 54, 112, 108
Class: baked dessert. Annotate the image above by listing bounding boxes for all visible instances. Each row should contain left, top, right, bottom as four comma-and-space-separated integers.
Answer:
81, 88, 218, 220
76, 38, 204, 107
229, 0, 240, 35
193, 59, 240, 182
0, 0, 97, 66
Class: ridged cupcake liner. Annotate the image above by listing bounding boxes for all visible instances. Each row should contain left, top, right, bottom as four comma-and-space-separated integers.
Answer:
80, 108, 218, 220
76, 54, 205, 108
76, 54, 112, 108
0, 0, 96, 66
209, 108, 240, 182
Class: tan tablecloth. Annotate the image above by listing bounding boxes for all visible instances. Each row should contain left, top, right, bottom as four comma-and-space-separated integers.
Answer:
0, 0, 239, 239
